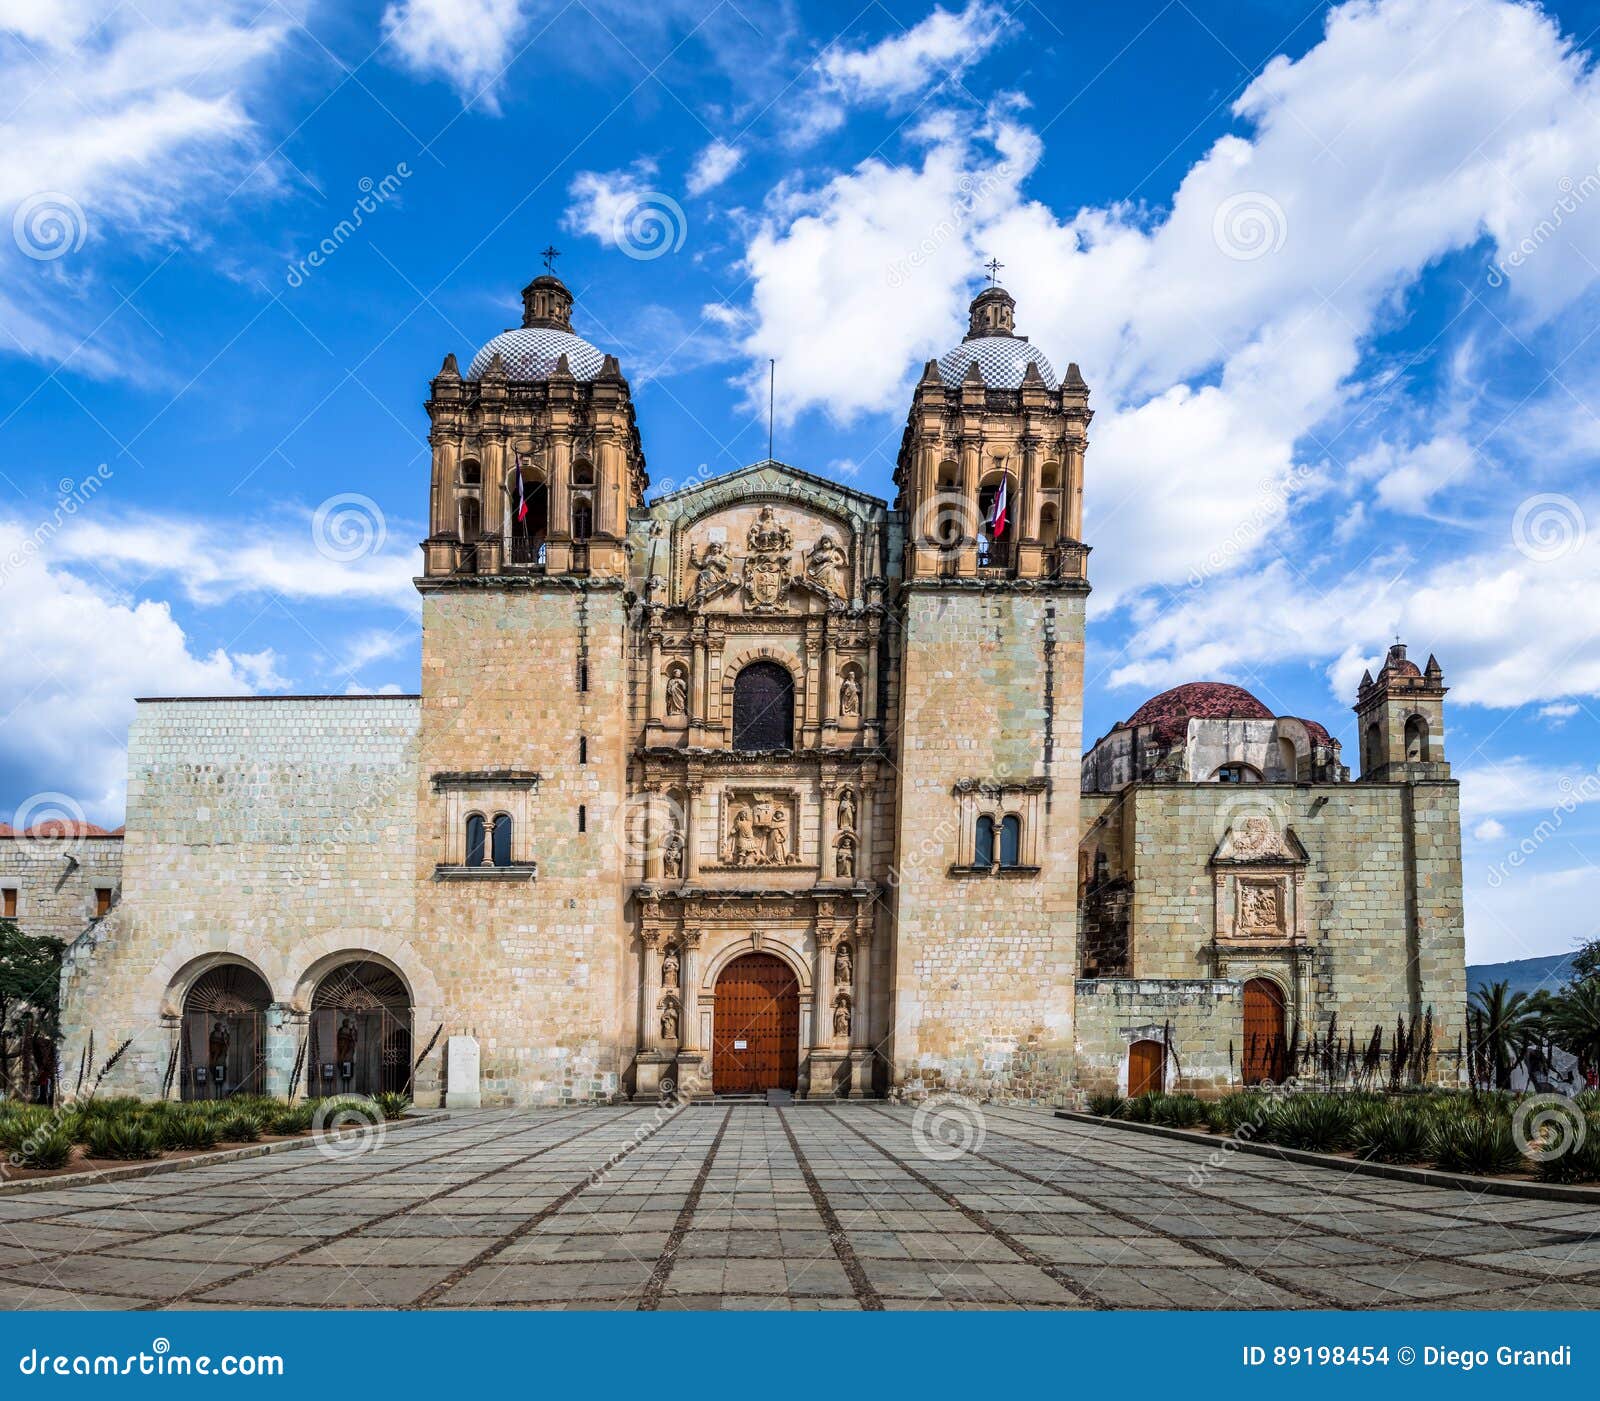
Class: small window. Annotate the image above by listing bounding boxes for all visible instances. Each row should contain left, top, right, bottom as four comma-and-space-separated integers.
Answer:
465, 814, 486, 866
578, 805, 587, 834
491, 814, 512, 868
974, 815, 995, 868
572, 497, 593, 541
1214, 764, 1261, 784
1, 888, 15, 919
999, 815, 1021, 868
579, 736, 588, 764
578, 662, 589, 693
460, 458, 481, 486
94, 888, 112, 917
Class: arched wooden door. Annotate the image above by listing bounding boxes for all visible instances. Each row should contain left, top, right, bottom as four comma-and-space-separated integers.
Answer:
1242, 977, 1287, 1084
712, 953, 799, 1094
1128, 1039, 1164, 1097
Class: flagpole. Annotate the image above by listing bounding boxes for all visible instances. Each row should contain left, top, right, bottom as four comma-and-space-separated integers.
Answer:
767, 359, 775, 465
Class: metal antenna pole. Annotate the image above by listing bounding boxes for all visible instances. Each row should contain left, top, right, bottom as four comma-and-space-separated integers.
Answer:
767, 359, 775, 464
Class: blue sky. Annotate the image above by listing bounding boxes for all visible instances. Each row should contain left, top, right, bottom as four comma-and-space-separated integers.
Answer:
2, 0, 1599, 964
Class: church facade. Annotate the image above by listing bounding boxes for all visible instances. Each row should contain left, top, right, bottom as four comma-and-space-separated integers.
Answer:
49, 270, 1465, 1105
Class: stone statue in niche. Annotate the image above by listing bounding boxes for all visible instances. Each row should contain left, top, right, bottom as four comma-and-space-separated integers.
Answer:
806, 533, 847, 596
661, 944, 680, 988
835, 836, 856, 879
665, 667, 688, 716
834, 941, 853, 986
833, 995, 851, 1038
837, 788, 856, 832
660, 998, 680, 1041
661, 828, 684, 880
1237, 880, 1282, 933
839, 670, 861, 717
689, 540, 732, 601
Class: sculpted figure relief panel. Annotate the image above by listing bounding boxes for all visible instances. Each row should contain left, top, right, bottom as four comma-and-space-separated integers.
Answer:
679, 503, 853, 613
721, 790, 803, 868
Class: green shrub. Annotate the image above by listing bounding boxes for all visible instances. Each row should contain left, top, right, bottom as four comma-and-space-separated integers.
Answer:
1150, 1093, 1206, 1128
374, 1091, 411, 1121
1085, 1092, 1124, 1117
215, 1111, 263, 1143
14, 1122, 75, 1169
1430, 1106, 1523, 1175
1350, 1103, 1431, 1163
86, 1118, 162, 1161
1206, 1093, 1267, 1135
1121, 1092, 1157, 1123
1263, 1094, 1354, 1152
1534, 1118, 1600, 1184
270, 1103, 315, 1135
161, 1109, 219, 1151
0, 1107, 52, 1153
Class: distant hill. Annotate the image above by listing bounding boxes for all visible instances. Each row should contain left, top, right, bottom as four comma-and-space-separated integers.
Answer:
1466, 952, 1579, 998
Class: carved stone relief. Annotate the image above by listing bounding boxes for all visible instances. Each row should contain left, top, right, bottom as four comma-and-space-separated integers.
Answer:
721, 790, 802, 867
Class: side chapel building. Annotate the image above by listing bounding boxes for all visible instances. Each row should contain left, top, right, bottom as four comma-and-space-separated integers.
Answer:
43, 268, 1466, 1104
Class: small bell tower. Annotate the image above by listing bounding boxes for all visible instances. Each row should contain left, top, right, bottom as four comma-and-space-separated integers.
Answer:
1354, 642, 1449, 780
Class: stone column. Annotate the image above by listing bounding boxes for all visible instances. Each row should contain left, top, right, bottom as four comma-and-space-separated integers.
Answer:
812, 926, 835, 1047
819, 623, 836, 729
856, 777, 875, 877
262, 1004, 295, 1098
819, 777, 837, 883
680, 929, 701, 1052
642, 932, 663, 1051
685, 783, 703, 879
647, 629, 664, 720
644, 787, 663, 882
690, 624, 707, 729
848, 922, 875, 1098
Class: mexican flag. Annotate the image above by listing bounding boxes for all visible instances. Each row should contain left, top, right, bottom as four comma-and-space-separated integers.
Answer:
988, 476, 1009, 538
514, 456, 529, 522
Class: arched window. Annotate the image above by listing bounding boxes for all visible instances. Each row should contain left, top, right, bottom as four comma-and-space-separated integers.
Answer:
936, 460, 959, 489
509, 467, 548, 565
572, 496, 593, 541
999, 814, 1021, 868
976, 476, 1013, 566
974, 815, 995, 868
1365, 721, 1382, 773
490, 813, 512, 868
1213, 763, 1261, 783
459, 496, 481, 542
459, 458, 481, 486
1040, 461, 1061, 490
1405, 714, 1429, 762
732, 661, 794, 751
465, 813, 486, 867
572, 460, 595, 486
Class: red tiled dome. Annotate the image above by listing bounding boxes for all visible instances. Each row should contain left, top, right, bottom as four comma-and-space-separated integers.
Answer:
16, 820, 115, 838
1125, 682, 1274, 730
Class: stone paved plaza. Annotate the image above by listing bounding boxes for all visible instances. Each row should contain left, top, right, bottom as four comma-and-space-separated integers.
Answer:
1, 1105, 1598, 1311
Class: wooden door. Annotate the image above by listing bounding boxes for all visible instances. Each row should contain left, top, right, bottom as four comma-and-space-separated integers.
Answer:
712, 954, 799, 1093
1243, 978, 1287, 1084
1128, 1039, 1164, 1097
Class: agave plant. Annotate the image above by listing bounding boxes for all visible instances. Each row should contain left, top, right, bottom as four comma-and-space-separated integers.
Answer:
14, 1122, 75, 1169
1349, 1102, 1431, 1163
1206, 1092, 1268, 1136
374, 1091, 411, 1122
1085, 1092, 1124, 1117
1263, 1094, 1354, 1152
1429, 1104, 1523, 1175
215, 1111, 263, 1143
86, 1119, 162, 1161
1150, 1093, 1206, 1128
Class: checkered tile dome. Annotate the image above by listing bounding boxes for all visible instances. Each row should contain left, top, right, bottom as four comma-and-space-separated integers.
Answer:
936, 335, 1057, 389
467, 327, 606, 381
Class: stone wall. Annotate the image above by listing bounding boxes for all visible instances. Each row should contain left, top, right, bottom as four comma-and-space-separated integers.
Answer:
889, 587, 1085, 1102
414, 583, 632, 1105
0, 835, 123, 946
1074, 978, 1242, 1098
59, 696, 425, 1099
1110, 779, 1466, 1073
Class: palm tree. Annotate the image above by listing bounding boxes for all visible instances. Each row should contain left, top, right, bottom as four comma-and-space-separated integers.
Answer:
1546, 979, 1600, 1083
1468, 981, 1541, 1090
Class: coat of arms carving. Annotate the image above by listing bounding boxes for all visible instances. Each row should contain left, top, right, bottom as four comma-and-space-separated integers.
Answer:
742, 506, 794, 613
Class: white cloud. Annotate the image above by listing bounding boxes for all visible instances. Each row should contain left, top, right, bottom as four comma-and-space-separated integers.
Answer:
1542, 701, 1580, 722
564, 160, 664, 249
380, 0, 525, 108
1351, 434, 1478, 516
817, 1, 1007, 105
1472, 818, 1507, 842
0, 521, 282, 820
47, 510, 421, 612
1468, 865, 1600, 963
686, 140, 742, 197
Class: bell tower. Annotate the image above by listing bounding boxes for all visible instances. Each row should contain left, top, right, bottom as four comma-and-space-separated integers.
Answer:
887, 275, 1092, 1099
1355, 642, 1449, 781
421, 272, 646, 582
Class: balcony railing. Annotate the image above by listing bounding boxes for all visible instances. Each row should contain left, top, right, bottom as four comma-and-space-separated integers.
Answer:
506, 533, 547, 567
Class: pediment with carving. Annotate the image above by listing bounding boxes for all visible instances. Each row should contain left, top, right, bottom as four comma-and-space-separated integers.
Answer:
676, 502, 854, 615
